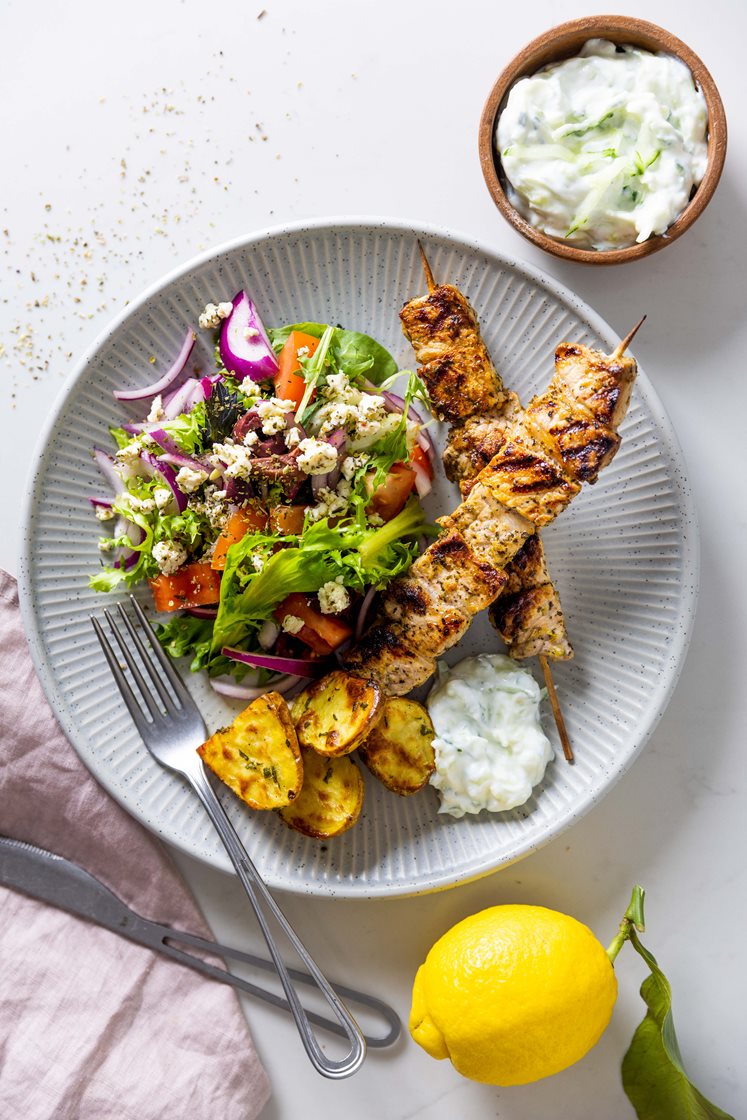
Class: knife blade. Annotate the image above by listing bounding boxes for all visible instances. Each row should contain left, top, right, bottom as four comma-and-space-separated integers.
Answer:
0, 836, 400, 1048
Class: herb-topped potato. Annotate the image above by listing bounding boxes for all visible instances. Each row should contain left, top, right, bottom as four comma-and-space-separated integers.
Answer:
279, 748, 365, 838
290, 670, 383, 756
198, 692, 303, 810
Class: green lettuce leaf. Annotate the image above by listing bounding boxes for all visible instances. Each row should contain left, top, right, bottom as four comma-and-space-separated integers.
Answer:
211, 499, 428, 654
155, 614, 239, 677
268, 322, 398, 384
158, 402, 208, 454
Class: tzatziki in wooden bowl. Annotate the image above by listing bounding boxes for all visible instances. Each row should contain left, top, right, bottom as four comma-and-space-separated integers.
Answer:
478, 16, 727, 265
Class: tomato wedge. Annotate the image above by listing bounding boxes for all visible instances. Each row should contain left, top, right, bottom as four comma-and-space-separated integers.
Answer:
274, 592, 352, 656
269, 504, 306, 536
211, 506, 268, 570
367, 463, 416, 522
149, 562, 222, 613
410, 442, 434, 480
274, 331, 320, 409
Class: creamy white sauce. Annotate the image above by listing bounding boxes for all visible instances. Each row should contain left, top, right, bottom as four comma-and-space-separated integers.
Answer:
427, 654, 553, 818
496, 39, 708, 250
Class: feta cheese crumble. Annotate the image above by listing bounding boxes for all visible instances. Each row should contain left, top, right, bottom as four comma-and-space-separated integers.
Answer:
125, 494, 156, 513
297, 437, 339, 476
175, 465, 209, 494
198, 301, 233, 330
152, 539, 187, 575
210, 439, 254, 481
281, 614, 305, 635
153, 487, 173, 512
254, 396, 296, 435
146, 394, 166, 423
317, 578, 350, 615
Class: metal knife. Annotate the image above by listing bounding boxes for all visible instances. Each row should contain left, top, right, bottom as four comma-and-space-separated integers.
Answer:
0, 836, 400, 1048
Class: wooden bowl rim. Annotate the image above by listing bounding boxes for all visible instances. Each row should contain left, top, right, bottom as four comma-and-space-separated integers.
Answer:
478, 15, 728, 265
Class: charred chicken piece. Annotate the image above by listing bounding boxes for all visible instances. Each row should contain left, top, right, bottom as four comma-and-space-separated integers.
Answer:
399, 285, 509, 423
488, 536, 573, 661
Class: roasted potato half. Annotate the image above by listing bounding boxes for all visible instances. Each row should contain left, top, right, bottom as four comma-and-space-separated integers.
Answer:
198, 691, 303, 810
358, 697, 436, 795
278, 747, 364, 838
290, 670, 383, 757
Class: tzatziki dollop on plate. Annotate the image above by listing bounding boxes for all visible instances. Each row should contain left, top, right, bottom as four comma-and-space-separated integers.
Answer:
427, 654, 553, 818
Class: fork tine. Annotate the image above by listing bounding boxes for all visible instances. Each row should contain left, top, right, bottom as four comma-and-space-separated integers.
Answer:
103, 609, 163, 724
128, 595, 193, 708
116, 603, 178, 716
91, 617, 152, 739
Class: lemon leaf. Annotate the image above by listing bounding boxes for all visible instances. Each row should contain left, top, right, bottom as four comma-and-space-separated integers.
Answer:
621, 926, 734, 1120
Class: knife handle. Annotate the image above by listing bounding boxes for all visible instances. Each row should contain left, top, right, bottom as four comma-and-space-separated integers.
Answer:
155, 929, 400, 1049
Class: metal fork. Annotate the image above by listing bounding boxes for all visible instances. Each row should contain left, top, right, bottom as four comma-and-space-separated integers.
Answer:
91, 596, 366, 1080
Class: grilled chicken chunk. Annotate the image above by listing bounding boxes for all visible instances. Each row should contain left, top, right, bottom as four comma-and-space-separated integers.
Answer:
345, 531, 507, 692
341, 341, 636, 693
525, 387, 620, 484
400, 285, 508, 423
488, 536, 574, 660
438, 481, 535, 570
442, 394, 522, 492
478, 423, 582, 528
554, 342, 636, 430
341, 623, 438, 695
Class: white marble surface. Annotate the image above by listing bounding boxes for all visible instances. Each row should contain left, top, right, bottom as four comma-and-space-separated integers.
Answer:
2, 1, 745, 1116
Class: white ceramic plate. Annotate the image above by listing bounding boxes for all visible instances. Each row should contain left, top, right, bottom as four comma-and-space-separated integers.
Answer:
18, 219, 698, 897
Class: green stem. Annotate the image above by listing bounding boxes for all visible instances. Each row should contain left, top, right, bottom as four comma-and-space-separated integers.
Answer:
295, 325, 335, 424
606, 885, 646, 964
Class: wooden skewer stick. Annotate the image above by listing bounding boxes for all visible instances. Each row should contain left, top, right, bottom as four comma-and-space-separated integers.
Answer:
610, 315, 646, 362
417, 239, 574, 763
539, 655, 574, 763
417, 240, 436, 294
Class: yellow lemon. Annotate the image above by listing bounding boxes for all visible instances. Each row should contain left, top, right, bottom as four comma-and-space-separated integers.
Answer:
409, 904, 617, 1086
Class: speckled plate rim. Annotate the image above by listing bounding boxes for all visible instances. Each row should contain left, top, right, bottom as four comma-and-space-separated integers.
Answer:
17, 216, 700, 897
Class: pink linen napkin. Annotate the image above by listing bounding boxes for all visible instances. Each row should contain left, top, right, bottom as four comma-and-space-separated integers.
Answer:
0, 570, 271, 1120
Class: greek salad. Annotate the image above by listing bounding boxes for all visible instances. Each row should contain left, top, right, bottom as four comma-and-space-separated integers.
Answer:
89, 291, 436, 700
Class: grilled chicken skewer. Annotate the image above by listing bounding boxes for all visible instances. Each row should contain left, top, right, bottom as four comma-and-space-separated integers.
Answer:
402, 249, 572, 646
402, 245, 574, 759
342, 322, 640, 699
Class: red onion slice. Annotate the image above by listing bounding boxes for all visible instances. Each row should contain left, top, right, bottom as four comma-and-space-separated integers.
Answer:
162, 378, 205, 420
122, 421, 168, 436
112, 514, 145, 570
222, 647, 327, 679
209, 673, 302, 700
140, 452, 187, 512
93, 448, 126, 496
415, 428, 437, 469
149, 429, 206, 474
114, 329, 195, 402
354, 586, 378, 641
257, 619, 280, 650
219, 291, 279, 383
185, 606, 218, 619
380, 391, 437, 468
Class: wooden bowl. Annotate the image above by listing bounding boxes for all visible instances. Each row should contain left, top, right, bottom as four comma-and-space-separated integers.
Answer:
478, 16, 727, 264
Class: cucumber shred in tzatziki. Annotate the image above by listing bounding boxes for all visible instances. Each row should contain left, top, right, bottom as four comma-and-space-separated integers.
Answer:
496, 39, 708, 250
